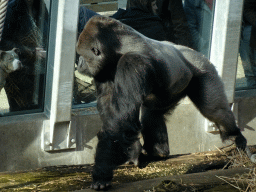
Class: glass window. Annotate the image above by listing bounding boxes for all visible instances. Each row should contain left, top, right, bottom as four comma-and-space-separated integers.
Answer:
183, 0, 216, 58
73, 71, 97, 105
235, 0, 256, 90
0, 0, 50, 116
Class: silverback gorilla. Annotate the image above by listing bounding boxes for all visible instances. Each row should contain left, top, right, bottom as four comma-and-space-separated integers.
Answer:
76, 16, 253, 190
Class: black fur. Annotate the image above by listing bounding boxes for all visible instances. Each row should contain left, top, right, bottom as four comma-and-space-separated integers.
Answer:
76, 16, 247, 190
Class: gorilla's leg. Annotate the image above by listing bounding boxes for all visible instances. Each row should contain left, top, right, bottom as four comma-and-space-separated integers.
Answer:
187, 74, 247, 150
91, 130, 140, 190
141, 106, 170, 157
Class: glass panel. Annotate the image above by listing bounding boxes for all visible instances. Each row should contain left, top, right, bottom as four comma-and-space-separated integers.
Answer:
0, 0, 50, 116
73, 72, 97, 105
183, 0, 216, 58
235, 0, 256, 90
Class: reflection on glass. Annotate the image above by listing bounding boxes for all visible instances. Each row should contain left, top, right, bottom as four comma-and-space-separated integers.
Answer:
183, 0, 215, 58
236, 0, 256, 90
73, 72, 97, 105
0, 0, 50, 116
73, 2, 98, 106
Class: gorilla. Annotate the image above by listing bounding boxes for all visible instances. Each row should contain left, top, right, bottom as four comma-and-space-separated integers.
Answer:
76, 15, 255, 190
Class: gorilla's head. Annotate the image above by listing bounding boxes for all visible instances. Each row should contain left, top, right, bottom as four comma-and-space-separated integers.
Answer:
76, 16, 126, 78
76, 16, 143, 80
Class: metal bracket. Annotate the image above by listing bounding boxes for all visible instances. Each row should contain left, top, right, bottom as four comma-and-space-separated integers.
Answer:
43, 120, 76, 151
205, 120, 220, 134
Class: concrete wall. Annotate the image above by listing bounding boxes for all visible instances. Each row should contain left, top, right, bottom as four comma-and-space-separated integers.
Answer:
2, 96, 256, 172
0, 114, 99, 172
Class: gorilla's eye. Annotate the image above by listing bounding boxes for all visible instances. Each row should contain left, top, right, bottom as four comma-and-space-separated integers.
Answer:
91, 47, 101, 56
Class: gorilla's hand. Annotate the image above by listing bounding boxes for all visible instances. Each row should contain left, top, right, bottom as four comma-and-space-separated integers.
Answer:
91, 181, 111, 190
235, 133, 247, 150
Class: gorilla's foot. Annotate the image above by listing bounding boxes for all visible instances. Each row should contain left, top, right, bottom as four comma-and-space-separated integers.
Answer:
153, 143, 169, 157
91, 181, 111, 190
144, 143, 170, 158
125, 140, 142, 166
92, 164, 114, 190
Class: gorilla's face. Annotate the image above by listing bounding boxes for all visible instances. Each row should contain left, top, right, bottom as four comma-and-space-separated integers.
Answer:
76, 16, 125, 78
76, 18, 105, 77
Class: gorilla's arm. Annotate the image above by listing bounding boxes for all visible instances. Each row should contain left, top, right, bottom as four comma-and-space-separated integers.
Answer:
91, 52, 155, 190
114, 53, 155, 109
96, 52, 155, 129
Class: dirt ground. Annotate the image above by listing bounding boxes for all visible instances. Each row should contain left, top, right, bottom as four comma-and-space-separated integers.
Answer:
0, 145, 255, 191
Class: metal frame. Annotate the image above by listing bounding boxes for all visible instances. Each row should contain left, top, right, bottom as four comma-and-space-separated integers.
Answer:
43, 0, 80, 151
